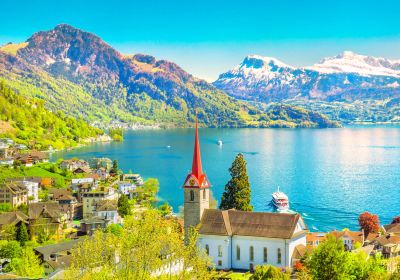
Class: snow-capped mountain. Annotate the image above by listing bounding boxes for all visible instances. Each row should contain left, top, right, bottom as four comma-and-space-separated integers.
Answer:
214, 52, 400, 102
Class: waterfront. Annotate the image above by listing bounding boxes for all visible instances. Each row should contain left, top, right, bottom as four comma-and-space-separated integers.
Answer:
52, 127, 400, 231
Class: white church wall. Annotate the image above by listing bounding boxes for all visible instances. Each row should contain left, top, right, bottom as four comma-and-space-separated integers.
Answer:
198, 235, 231, 270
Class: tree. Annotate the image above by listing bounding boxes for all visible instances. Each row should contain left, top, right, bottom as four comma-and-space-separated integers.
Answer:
110, 159, 119, 175
391, 216, 400, 224
158, 202, 172, 217
220, 153, 253, 211
0, 203, 12, 213
359, 212, 380, 237
251, 265, 290, 280
306, 234, 350, 280
0, 240, 22, 259
6, 247, 44, 278
117, 195, 131, 217
15, 223, 29, 246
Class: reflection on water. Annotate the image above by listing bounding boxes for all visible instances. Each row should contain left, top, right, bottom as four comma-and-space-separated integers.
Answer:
52, 127, 400, 231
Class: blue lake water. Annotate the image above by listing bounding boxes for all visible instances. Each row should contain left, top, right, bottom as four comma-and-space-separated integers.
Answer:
52, 127, 400, 232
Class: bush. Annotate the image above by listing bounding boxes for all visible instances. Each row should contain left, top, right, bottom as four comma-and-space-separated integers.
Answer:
251, 265, 290, 280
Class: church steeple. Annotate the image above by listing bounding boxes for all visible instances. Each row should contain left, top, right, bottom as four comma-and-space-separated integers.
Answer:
183, 117, 210, 188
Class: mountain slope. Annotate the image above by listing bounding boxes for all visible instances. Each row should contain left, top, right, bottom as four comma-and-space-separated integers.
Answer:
0, 81, 103, 150
0, 24, 339, 128
214, 53, 400, 103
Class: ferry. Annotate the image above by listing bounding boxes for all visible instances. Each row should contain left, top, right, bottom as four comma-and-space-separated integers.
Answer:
272, 187, 289, 212
217, 139, 223, 146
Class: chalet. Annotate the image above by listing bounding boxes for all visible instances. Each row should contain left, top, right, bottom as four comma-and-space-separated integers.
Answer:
95, 200, 119, 225
0, 211, 29, 239
93, 167, 110, 180
73, 166, 92, 174
14, 151, 48, 166
35, 239, 82, 262
48, 189, 81, 220
330, 229, 364, 250
0, 183, 28, 208
60, 159, 90, 172
7, 178, 39, 203
383, 223, 400, 235
30, 150, 48, 163
28, 202, 64, 240
306, 232, 327, 248
80, 216, 108, 235
371, 234, 400, 258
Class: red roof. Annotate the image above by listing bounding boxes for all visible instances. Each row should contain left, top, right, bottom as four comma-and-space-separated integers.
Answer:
183, 118, 209, 188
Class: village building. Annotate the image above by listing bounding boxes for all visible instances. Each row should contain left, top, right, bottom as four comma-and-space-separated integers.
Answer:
88, 157, 112, 170
0, 211, 29, 239
330, 229, 364, 250
48, 188, 81, 220
14, 150, 48, 166
82, 187, 118, 218
0, 182, 28, 208
383, 223, 400, 235
7, 178, 39, 203
93, 167, 110, 180
95, 200, 119, 224
182, 120, 308, 270
28, 202, 64, 240
121, 173, 144, 186
118, 181, 136, 196
306, 232, 327, 248
60, 159, 90, 171
80, 216, 108, 235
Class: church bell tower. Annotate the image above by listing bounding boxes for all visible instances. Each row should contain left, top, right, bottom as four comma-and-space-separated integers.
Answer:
183, 118, 210, 241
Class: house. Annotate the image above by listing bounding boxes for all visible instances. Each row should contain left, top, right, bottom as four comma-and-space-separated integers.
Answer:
118, 181, 136, 196
60, 159, 90, 172
93, 168, 110, 180
88, 157, 112, 170
14, 153, 33, 166
35, 239, 82, 261
6, 178, 39, 203
44, 255, 71, 279
30, 150, 48, 163
80, 216, 108, 235
370, 234, 400, 258
0, 211, 29, 239
306, 232, 327, 248
14, 151, 48, 166
28, 202, 64, 240
0, 183, 28, 208
121, 173, 144, 186
0, 158, 13, 166
82, 187, 118, 218
383, 223, 400, 235
48, 189, 80, 220
71, 178, 95, 192
95, 200, 119, 225
198, 209, 308, 270
330, 229, 364, 250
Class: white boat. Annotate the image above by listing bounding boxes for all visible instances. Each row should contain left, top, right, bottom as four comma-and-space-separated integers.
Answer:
272, 187, 289, 212
217, 140, 223, 146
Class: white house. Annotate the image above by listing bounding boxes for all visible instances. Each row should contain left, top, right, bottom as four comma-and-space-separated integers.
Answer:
118, 181, 136, 196
197, 209, 308, 270
95, 200, 120, 225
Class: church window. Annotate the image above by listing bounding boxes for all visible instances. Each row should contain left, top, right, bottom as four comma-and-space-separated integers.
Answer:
236, 245, 240, 260
205, 244, 209, 255
190, 190, 194, 201
263, 247, 268, 262
277, 248, 282, 264
218, 245, 223, 257
249, 246, 254, 261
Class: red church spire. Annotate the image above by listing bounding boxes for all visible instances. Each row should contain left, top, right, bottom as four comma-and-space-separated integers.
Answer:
183, 116, 210, 188
191, 117, 203, 179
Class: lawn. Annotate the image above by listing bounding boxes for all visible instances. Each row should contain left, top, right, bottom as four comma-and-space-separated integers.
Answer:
209, 271, 252, 280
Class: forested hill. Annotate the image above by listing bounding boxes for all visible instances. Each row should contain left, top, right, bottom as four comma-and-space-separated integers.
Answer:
0, 81, 103, 150
0, 24, 340, 128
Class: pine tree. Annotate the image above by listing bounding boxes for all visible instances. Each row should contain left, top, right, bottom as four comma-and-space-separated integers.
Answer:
219, 153, 253, 211
16, 223, 29, 246
110, 159, 119, 175
117, 195, 131, 217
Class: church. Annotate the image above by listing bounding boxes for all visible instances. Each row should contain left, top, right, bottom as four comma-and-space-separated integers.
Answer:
182, 120, 309, 270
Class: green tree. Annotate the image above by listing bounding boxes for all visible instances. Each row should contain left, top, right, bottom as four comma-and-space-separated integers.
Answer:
251, 265, 290, 280
220, 153, 253, 211
0, 240, 22, 259
0, 203, 12, 213
158, 202, 172, 217
6, 247, 44, 278
0, 224, 16, 240
306, 234, 350, 280
110, 159, 119, 175
15, 223, 29, 246
117, 195, 131, 217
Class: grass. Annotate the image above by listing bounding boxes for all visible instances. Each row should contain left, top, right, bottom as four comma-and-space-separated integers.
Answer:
209, 271, 252, 280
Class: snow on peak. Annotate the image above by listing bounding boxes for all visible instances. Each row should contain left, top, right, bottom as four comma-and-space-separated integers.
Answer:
241, 55, 293, 70
306, 51, 400, 77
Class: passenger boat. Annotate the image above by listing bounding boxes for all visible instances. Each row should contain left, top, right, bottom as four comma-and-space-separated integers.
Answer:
217, 139, 223, 146
272, 187, 289, 211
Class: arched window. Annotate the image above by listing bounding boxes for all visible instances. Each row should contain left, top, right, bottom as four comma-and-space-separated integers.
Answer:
205, 244, 209, 255
190, 190, 194, 201
263, 247, 268, 262
236, 245, 241, 260
218, 245, 223, 257
249, 246, 254, 261
277, 248, 282, 264
203, 189, 206, 199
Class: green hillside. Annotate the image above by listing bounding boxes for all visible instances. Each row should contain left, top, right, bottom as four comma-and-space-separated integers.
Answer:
0, 81, 104, 150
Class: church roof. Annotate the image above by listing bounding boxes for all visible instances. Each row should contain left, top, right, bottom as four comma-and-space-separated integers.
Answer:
199, 209, 308, 239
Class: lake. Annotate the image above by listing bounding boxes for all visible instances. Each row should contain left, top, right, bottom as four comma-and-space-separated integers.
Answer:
52, 127, 400, 232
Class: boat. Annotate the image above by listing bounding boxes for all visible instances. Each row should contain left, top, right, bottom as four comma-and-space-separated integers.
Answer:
217, 140, 223, 146
272, 187, 289, 212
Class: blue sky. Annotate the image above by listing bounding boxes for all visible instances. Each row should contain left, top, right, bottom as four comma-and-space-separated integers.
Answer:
1, 0, 399, 81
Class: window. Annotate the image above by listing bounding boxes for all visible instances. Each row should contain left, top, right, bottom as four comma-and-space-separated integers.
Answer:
249, 246, 254, 261
205, 244, 209, 255
203, 189, 206, 199
218, 260, 222, 266
190, 190, 194, 201
277, 248, 282, 264
263, 247, 268, 262
236, 245, 240, 260
218, 245, 223, 257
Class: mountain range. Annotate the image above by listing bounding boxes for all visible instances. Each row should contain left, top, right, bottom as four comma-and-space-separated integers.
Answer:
0, 24, 339, 128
